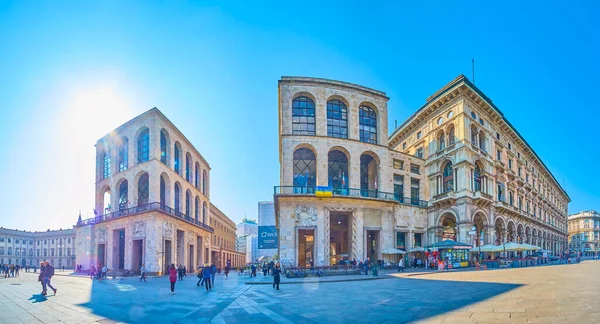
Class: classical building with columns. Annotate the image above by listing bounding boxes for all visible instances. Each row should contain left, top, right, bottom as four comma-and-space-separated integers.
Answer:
75, 108, 240, 275
274, 75, 569, 267
391, 75, 569, 254
0, 227, 75, 268
568, 210, 600, 254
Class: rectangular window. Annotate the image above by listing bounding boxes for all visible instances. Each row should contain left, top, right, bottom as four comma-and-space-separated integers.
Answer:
402, 142, 406, 150
518, 168, 522, 177
496, 150, 501, 161
508, 143, 512, 150
118, 141, 128, 172
497, 182, 506, 202
415, 147, 423, 159
508, 159, 512, 169
517, 152, 521, 158
410, 179, 420, 205
393, 174, 404, 201
509, 191, 514, 206
393, 159, 403, 170
396, 232, 406, 250
416, 131, 422, 140
414, 233, 422, 247
496, 132, 500, 140
410, 164, 420, 174
103, 151, 111, 179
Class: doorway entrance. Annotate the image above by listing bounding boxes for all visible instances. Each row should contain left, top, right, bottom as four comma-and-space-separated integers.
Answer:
164, 239, 172, 274
188, 244, 194, 272
176, 230, 184, 266
298, 229, 315, 267
330, 214, 351, 265
132, 239, 143, 271
366, 230, 380, 261
97, 243, 106, 267
112, 229, 125, 269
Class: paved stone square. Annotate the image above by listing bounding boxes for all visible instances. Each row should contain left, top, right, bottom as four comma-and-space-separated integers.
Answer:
1, 261, 599, 323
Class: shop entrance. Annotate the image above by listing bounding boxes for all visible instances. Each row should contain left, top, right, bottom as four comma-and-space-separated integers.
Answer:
97, 243, 106, 267
132, 239, 143, 271
366, 230, 380, 261
112, 229, 125, 269
298, 229, 315, 267
330, 214, 351, 265
176, 230, 184, 266
164, 239, 172, 274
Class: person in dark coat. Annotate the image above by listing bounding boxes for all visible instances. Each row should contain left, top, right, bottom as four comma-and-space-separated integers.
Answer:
269, 260, 275, 275
210, 263, 217, 285
250, 264, 256, 277
263, 262, 268, 276
202, 264, 212, 291
38, 262, 45, 294
272, 262, 281, 290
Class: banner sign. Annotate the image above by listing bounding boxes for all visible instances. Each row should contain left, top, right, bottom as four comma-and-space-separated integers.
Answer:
258, 226, 278, 249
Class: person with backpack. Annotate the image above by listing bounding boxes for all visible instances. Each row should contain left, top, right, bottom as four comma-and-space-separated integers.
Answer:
42, 261, 57, 295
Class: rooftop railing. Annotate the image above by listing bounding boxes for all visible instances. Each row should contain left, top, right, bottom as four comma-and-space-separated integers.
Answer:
274, 186, 428, 208
77, 202, 214, 232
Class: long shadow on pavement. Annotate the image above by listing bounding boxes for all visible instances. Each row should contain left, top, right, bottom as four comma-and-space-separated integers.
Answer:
28, 294, 48, 303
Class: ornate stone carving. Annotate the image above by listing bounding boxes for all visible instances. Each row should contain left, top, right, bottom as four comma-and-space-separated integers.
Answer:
133, 221, 146, 238
295, 206, 318, 226
98, 228, 107, 243
163, 222, 173, 238
188, 230, 195, 243
323, 209, 330, 263
351, 211, 358, 260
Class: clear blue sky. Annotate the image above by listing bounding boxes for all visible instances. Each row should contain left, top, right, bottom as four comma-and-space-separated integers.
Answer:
0, 1, 598, 231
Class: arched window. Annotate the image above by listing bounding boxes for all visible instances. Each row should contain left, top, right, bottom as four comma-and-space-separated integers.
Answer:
474, 165, 481, 192
448, 125, 455, 145
327, 99, 348, 138
202, 202, 207, 224
194, 197, 199, 222
160, 130, 168, 164
479, 130, 486, 151
195, 163, 199, 188
292, 96, 315, 135
174, 144, 181, 174
160, 176, 166, 207
102, 150, 111, 179
438, 131, 445, 151
174, 183, 181, 213
138, 173, 149, 206
360, 154, 378, 197
293, 148, 316, 191
328, 150, 349, 189
359, 106, 377, 144
185, 190, 191, 217
202, 170, 208, 195
471, 125, 478, 145
443, 162, 454, 192
137, 128, 149, 163
118, 180, 128, 210
186, 154, 191, 182
118, 138, 128, 172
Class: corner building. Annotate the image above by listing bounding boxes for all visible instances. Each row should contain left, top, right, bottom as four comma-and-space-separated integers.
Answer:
391, 75, 569, 253
274, 76, 569, 267
275, 77, 428, 267
568, 210, 600, 253
76, 108, 216, 275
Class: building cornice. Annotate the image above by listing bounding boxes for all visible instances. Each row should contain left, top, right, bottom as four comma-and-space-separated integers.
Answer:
279, 76, 389, 100
388, 75, 570, 202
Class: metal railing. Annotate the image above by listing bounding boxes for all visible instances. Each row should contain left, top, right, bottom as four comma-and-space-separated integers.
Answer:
77, 202, 214, 232
274, 186, 428, 208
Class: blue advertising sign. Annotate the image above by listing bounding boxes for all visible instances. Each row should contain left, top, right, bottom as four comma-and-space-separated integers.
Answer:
258, 226, 278, 249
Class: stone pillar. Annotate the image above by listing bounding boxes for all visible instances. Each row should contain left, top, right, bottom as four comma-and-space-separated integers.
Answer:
323, 209, 330, 266
350, 154, 360, 190
316, 145, 328, 187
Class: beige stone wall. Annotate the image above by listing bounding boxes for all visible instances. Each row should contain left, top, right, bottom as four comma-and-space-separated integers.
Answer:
276, 196, 427, 267
75, 211, 212, 274
209, 203, 245, 269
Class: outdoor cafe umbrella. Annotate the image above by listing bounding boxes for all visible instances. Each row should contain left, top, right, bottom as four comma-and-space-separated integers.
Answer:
426, 239, 472, 250
503, 242, 531, 252
476, 244, 504, 252
409, 246, 425, 253
521, 244, 541, 251
381, 247, 406, 254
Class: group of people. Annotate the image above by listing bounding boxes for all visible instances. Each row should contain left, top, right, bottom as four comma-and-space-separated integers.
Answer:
1, 264, 20, 277
88, 263, 108, 281
37, 261, 57, 296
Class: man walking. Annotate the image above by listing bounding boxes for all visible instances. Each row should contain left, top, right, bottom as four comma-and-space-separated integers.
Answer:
139, 264, 147, 282
210, 263, 217, 285
202, 264, 212, 291
42, 261, 57, 295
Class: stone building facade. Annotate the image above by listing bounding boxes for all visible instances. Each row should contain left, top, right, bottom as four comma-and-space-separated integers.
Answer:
390, 75, 569, 253
568, 210, 600, 253
0, 227, 75, 268
274, 76, 569, 267
209, 203, 245, 269
75, 108, 220, 275
275, 77, 428, 267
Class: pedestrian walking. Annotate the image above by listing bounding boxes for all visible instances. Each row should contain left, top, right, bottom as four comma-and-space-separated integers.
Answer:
168, 264, 177, 294
38, 262, 45, 294
272, 262, 281, 290
398, 257, 405, 272
202, 264, 212, 291
263, 262, 268, 277
102, 264, 108, 280
177, 265, 184, 281
210, 263, 217, 285
140, 264, 147, 282
196, 266, 204, 286
183, 266, 187, 277
42, 261, 57, 295
250, 263, 256, 277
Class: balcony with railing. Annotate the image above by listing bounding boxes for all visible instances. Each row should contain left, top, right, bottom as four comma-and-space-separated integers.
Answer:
77, 202, 214, 232
473, 191, 493, 204
274, 186, 428, 208
432, 190, 456, 205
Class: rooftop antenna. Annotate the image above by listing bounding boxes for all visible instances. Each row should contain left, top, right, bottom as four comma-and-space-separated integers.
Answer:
472, 59, 475, 84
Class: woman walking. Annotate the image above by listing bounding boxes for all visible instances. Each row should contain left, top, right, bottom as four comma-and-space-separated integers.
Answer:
168, 264, 177, 294
272, 262, 281, 290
